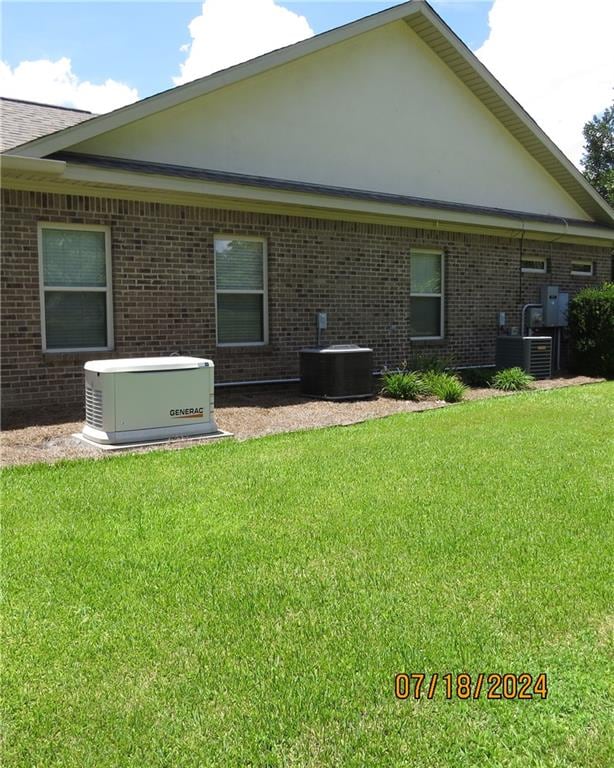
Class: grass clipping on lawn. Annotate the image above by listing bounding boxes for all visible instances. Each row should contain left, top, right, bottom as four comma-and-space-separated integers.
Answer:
3, 383, 614, 767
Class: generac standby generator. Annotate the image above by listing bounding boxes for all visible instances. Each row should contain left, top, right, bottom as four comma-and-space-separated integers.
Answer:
82, 357, 216, 445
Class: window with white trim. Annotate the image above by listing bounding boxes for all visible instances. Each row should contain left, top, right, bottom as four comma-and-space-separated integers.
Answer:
410, 250, 444, 339
39, 224, 113, 351
215, 236, 267, 345
571, 260, 593, 276
521, 256, 547, 273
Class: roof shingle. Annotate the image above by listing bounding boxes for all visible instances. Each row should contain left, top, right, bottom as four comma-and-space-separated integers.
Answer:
0, 97, 94, 152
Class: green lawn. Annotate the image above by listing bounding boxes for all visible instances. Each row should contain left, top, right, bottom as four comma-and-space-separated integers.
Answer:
3, 384, 613, 767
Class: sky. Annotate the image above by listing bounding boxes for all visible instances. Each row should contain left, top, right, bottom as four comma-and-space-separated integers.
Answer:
0, 0, 612, 167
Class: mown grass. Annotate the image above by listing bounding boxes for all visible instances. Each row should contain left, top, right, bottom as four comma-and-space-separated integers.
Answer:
3, 384, 613, 767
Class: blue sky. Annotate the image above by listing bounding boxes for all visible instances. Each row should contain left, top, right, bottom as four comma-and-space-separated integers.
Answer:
1, 1, 612, 166
1, 2, 492, 99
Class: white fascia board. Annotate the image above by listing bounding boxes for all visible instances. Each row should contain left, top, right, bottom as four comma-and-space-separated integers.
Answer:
0, 154, 66, 175
61, 163, 614, 244
5, 1, 422, 159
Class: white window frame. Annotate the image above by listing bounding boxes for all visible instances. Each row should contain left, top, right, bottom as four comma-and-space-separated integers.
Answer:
214, 234, 268, 347
521, 256, 547, 274
571, 260, 594, 277
38, 222, 114, 353
410, 248, 445, 341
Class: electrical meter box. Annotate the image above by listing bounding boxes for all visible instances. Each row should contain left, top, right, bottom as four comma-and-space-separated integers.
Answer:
527, 306, 544, 329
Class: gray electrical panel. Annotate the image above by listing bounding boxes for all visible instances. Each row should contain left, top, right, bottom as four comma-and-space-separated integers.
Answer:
540, 286, 568, 327
541, 285, 559, 325
556, 292, 569, 326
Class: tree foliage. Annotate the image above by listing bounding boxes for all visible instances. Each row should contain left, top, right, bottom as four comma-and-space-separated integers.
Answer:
581, 101, 614, 206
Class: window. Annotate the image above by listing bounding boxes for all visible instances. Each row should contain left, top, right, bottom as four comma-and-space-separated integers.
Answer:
38, 223, 113, 351
410, 250, 444, 339
521, 256, 547, 273
571, 260, 593, 276
215, 236, 267, 345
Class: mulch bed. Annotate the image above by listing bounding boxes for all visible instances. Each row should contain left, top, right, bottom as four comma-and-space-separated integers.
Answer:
0, 376, 602, 468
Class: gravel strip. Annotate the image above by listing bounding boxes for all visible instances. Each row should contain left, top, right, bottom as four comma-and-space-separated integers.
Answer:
0, 376, 602, 468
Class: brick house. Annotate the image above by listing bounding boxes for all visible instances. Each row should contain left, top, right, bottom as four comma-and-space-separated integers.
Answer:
1, 0, 613, 414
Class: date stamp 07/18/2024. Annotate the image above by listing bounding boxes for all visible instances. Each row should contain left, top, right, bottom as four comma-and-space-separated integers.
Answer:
395, 673, 549, 701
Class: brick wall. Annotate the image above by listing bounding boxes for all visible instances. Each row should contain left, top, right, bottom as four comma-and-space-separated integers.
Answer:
1, 188, 611, 412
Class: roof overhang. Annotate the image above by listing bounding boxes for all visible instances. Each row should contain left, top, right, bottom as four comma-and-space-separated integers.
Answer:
0, 155, 66, 176
4, 0, 613, 229
2, 154, 613, 246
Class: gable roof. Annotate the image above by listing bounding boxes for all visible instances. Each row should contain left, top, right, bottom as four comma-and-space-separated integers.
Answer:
0, 97, 94, 152
4, 0, 613, 227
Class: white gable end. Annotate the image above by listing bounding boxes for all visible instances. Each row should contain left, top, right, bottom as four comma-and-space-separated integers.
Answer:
71, 21, 588, 220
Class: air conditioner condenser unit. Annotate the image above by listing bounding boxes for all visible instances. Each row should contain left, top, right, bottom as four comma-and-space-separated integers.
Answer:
81, 356, 219, 445
495, 336, 552, 379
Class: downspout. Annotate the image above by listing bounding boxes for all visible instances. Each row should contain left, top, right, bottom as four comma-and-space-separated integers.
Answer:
518, 222, 526, 311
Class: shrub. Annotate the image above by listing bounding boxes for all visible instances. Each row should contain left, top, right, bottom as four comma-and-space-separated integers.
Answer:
568, 283, 614, 378
459, 367, 495, 388
381, 371, 427, 400
422, 371, 467, 402
407, 353, 456, 373
491, 367, 534, 391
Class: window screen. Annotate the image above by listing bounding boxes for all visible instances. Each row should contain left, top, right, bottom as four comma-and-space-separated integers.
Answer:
215, 238, 266, 344
571, 261, 593, 276
40, 227, 111, 350
521, 256, 547, 273
410, 251, 443, 338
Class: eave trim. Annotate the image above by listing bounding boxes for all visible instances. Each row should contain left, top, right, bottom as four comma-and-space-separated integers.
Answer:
52, 151, 606, 231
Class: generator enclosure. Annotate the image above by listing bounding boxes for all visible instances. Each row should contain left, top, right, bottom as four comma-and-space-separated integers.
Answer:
300, 345, 374, 400
495, 336, 552, 379
82, 356, 216, 445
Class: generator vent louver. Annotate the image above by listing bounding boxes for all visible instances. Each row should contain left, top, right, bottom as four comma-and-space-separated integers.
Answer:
85, 384, 104, 429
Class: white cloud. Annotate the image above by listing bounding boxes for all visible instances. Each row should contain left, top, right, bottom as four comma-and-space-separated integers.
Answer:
475, 0, 614, 168
0, 57, 138, 113
174, 0, 314, 86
